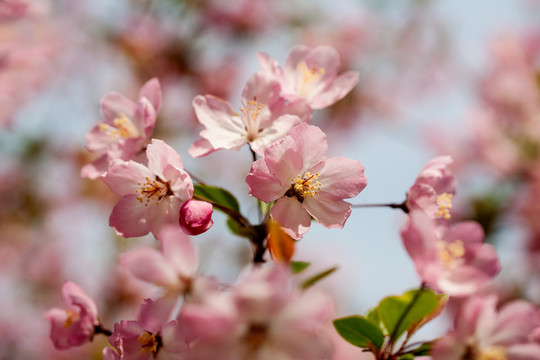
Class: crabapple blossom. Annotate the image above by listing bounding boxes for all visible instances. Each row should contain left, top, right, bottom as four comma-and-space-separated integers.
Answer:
189, 71, 311, 157
179, 265, 334, 360
432, 295, 540, 360
82, 78, 161, 179
401, 210, 500, 296
102, 139, 195, 238
246, 123, 367, 238
179, 199, 214, 236
104, 297, 188, 360
257, 44, 359, 109
44, 281, 99, 350
406, 155, 456, 221
119, 226, 203, 296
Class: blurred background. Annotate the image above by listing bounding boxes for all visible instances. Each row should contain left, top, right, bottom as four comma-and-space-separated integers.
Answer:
2, 0, 540, 358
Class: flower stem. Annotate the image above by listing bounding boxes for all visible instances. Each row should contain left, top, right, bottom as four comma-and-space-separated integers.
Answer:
352, 201, 409, 213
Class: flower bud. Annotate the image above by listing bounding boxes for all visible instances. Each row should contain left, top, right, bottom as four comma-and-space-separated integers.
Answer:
179, 199, 213, 235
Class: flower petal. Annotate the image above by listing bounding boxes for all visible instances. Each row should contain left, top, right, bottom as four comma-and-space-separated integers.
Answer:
271, 197, 311, 239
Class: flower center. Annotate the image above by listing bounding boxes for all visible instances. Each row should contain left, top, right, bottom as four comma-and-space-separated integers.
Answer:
136, 177, 171, 206
285, 172, 322, 203
137, 331, 159, 354
437, 239, 465, 268
98, 114, 140, 140
296, 61, 325, 97
63, 309, 79, 328
435, 193, 453, 220
478, 346, 506, 360
244, 323, 268, 352
240, 97, 265, 141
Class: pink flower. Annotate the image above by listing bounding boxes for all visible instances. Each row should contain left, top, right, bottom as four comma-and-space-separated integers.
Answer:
401, 210, 500, 296
179, 265, 334, 360
102, 139, 193, 238
432, 295, 540, 360
44, 281, 99, 350
258, 45, 359, 109
180, 199, 214, 235
246, 123, 367, 238
406, 155, 456, 221
105, 297, 188, 360
82, 78, 162, 179
118, 226, 201, 296
189, 72, 311, 157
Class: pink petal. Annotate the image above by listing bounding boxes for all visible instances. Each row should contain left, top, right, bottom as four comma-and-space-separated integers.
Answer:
257, 52, 283, 81
139, 78, 162, 113
109, 195, 150, 237
242, 72, 281, 110
270, 197, 311, 239
147, 196, 183, 237
250, 114, 303, 155
179, 199, 214, 236
163, 165, 193, 202
119, 247, 178, 288
100, 92, 137, 123
288, 124, 328, 172
189, 138, 219, 158
263, 136, 304, 190
62, 281, 98, 319
445, 221, 485, 245
158, 225, 198, 276
103, 160, 154, 196
192, 95, 248, 151
318, 156, 367, 199
302, 192, 352, 229
246, 159, 287, 203
309, 70, 359, 109
138, 296, 177, 334
146, 139, 184, 179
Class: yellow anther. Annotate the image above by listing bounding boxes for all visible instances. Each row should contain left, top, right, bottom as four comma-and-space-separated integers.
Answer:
437, 240, 465, 268
290, 171, 322, 199
136, 177, 170, 206
63, 309, 79, 328
99, 114, 140, 140
435, 193, 453, 220
137, 332, 159, 354
478, 346, 506, 360
296, 62, 326, 97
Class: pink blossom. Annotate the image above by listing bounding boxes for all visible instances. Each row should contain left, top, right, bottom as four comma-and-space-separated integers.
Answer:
179, 265, 334, 360
406, 155, 456, 221
257, 45, 359, 109
82, 78, 162, 179
44, 281, 99, 350
105, 297, 188, 360
401, 210, 500, 296
432, 295, 540, 360
179, 199, 214, 235
246, 123, 367, 238
118, 226, 200, 296
189, 71, 312, 157
102, 139, 193, 238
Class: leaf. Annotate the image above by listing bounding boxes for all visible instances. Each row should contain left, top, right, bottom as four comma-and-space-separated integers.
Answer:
300, 266, 337, 290
266, 220, 296, 263
291, 261, 310, 274
376, 288, 439, 343
407, 293, 448, 337
365, 307, 384, 333
333, 316, 385, 350
193, 184, 240, 212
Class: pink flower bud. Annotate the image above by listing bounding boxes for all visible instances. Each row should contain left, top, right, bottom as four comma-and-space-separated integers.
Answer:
179, 199, 213, 235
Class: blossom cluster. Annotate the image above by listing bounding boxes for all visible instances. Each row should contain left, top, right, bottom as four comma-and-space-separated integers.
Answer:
43, 41, 540, 360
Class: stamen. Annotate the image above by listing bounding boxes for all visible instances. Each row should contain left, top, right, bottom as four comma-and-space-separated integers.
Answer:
437, 239, 465, 268
137, 332, 159, 354
98, 114, 140, 140
240, 97, 265, 141
478, 346, 506, 360
63, 309, 79, 328
296, 62, 326, 97
289, 172, 322, 201
136, 177, 170, 206
435, 193, 453, 220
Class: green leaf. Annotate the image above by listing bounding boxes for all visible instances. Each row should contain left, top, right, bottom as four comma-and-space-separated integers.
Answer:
376, 288, 439, 343
193, 184, 240, 212
365, 307, 384, 333
291, 261, 310, 274
411, 342, 432, 356
300, 266, 337, 290
333, 316, 384, 350
397, 354, 414, 360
